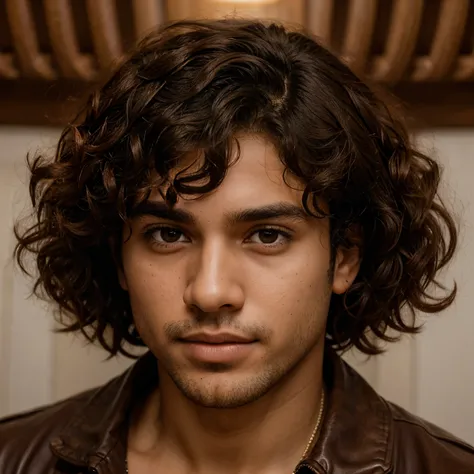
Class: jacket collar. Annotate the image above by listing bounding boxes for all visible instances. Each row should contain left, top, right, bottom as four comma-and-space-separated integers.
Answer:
51, 350, 393, 473
50, 353, 156, 472
300, 350, 393, 473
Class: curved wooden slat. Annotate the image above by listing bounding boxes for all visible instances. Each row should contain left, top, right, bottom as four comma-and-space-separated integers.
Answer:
133, 0, 166, 38
342, 0, 377, 74
371, 0, 424, 84
5, 0, 56, 79
306, 0, 334, 46
453, 56, 474, 81
43, 0, 95, 80
86, 0, 123, 68
0, 54, 19, 79
412, 0, 469, 81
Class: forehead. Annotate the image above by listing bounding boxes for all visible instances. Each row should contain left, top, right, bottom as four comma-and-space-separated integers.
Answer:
149, 134, 304, 213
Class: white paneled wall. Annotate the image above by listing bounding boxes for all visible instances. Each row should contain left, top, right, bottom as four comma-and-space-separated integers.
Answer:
0, 128, 56, 416
415, 130, 474, 444
0, 126, 473, 444
0, 127, 134, 416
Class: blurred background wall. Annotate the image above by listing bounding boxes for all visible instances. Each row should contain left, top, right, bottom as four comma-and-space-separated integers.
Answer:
1, 0, 473, 445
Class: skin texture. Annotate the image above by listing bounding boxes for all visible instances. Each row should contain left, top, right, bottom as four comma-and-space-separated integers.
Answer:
120, 134, 360, 473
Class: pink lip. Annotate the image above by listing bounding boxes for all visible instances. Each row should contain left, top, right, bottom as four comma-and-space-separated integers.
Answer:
179, 333, 257, 364
180, 332, 256, 344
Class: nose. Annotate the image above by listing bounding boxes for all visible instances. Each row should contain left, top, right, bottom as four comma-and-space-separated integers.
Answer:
183, 240, 245, 314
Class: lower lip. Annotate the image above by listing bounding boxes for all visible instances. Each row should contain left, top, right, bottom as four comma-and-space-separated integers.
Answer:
181, 342, 256, 364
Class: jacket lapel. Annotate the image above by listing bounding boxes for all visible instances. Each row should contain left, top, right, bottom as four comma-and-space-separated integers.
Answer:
302, 351, 393, 473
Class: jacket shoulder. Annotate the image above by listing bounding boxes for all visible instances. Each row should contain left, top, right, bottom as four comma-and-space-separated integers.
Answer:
387, 401, 474, 474
0, 389, 96, 474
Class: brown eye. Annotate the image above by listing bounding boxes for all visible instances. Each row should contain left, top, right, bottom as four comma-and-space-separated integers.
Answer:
257, 229, 280, 244
246, 228, 292, 248
149, 227, 186, 244
159, 228, 183, 242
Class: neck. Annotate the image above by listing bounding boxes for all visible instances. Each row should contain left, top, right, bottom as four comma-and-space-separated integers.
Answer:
128, 345, 325, 474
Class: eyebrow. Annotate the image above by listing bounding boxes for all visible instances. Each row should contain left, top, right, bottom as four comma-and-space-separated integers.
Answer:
226, 202, 310, 225
131, 201, 310, 225
131, 201, 196, 225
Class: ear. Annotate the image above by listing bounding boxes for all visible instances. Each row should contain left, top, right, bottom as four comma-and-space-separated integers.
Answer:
109, 237, 129, 291
118, 267, 128, 291
332, 245, 360, 294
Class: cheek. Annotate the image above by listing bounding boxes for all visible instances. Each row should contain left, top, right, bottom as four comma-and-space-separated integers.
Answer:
122, 251, 185, 328
249, 252, 332, 331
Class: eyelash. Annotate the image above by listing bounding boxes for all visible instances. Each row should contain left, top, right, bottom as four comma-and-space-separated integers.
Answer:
142, 225, 293, 250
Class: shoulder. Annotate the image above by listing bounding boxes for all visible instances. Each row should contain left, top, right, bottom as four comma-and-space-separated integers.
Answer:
0, 389, 96, 474
386, 400, 474, 474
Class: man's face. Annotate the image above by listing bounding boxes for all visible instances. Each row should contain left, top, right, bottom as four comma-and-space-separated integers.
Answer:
120, 134, 358, 408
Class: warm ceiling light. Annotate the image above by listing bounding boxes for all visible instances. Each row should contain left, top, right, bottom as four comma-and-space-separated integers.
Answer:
166, 0, 305, 24
214, 0, 280, 3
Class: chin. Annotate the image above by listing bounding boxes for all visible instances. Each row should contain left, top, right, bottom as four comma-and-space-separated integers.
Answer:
171, 370, 278, 409
184, 387, 265, 409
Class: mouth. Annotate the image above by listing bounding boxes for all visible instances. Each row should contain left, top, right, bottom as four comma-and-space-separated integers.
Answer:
179, 332, 257, 345
178, 333, 258, 364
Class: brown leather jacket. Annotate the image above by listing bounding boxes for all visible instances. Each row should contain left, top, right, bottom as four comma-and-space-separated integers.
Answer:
1, 350, 473, 474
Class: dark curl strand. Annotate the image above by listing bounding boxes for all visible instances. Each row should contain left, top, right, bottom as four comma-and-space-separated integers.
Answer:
14, 19, 457, 357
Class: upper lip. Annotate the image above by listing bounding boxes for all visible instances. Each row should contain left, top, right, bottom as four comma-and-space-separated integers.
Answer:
179, 332, 256, 344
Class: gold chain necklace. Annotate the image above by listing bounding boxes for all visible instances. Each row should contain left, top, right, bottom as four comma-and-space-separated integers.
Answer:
125, 388, 325, 474
293, 387, 325, 473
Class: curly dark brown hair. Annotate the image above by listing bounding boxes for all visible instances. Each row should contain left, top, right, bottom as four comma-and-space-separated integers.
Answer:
15, 19, 457, 357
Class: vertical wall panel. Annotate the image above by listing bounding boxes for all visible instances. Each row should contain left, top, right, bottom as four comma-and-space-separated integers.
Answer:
7, 263, 54, 414
375, 336, 417, 413
0, 127, 59, 416
415, 130, 474, 444
0, 170, 19, 417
